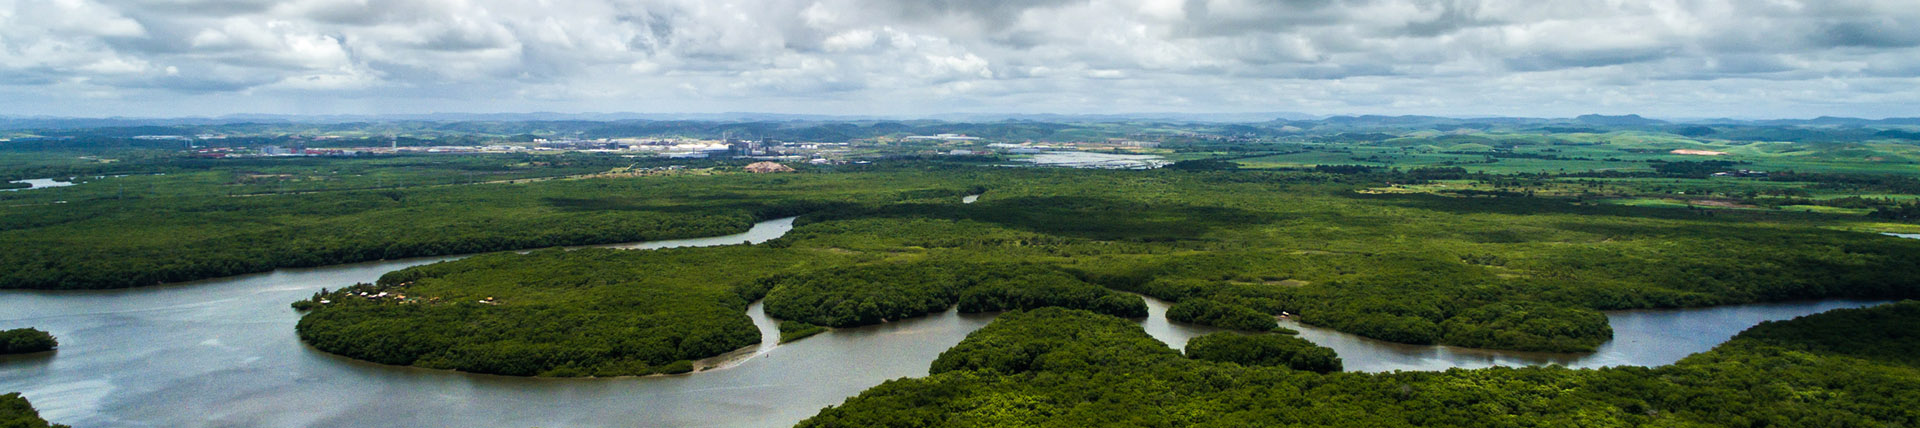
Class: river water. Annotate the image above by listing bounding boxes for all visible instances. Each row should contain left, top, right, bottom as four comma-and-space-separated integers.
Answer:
1, 178, 76, 192
0, 216, 1895, 427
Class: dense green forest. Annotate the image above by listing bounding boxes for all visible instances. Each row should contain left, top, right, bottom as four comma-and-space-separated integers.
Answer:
1184, 332, 1342, 373
758, 261, 1145, 327
294, 246, 854, 377
0, 329, 55, 354
0, 393, 66, 428
281, 163, 1920, 368
800, 302, 1920, 427
1166, 298, 1287, 332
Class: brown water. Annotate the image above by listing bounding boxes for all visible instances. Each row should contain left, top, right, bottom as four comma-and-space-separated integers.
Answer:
0, 217, 1894, 426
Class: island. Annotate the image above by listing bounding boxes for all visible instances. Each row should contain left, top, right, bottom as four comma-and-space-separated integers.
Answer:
0, 329, 55, 355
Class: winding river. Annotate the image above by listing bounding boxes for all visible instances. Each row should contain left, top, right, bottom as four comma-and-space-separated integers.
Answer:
0, 216, 1901, 427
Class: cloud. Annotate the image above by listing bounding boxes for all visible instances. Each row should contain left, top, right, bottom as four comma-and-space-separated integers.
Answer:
0, 0, 1915, 118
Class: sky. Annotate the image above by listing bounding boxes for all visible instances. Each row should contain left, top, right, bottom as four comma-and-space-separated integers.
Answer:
1, 0, 1917, 119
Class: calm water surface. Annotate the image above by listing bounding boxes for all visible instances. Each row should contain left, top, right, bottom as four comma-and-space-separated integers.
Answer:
1, 178, 76, 192
0, 217, 1894, 426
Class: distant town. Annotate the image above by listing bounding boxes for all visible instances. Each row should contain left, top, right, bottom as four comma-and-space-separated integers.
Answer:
156, 132, 1176, 167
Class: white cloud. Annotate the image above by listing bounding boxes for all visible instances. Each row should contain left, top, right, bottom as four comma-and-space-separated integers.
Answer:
0, 0, 1916, 117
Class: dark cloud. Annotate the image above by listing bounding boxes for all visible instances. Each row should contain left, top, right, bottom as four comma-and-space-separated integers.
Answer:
1397, 2, 1502, 37
878, 0, 1082, 28
1503, 48, 1675, 72
1816, 21, 1920, 48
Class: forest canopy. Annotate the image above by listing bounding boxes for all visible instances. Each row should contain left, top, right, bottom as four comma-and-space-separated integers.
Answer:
0, 329, 56, 355
287, 165, 1920, 370
800, 302, 1920, 427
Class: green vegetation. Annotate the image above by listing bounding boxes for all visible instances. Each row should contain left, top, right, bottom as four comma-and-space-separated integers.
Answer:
0, 393, 67, 428
778, 321, 828, 343
1165, 298, 1280, 331
801, 302, 1920, 427
757, 262, 970, 328
1184, 332, 1342, 373
9, 119, 1920, 365
244, 163, 1920, 362
758, 261, 1145, 328
1438, 302, 1612, 352
294, 247, 849, 377
0, 154, 817, 290
0, 329, 55, 354
7, 118, 1920, 425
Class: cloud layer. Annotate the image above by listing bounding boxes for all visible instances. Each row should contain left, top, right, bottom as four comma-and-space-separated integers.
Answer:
2, 0, 1917, 118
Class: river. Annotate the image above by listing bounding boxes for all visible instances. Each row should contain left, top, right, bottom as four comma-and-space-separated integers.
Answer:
0, 216, 1897, 427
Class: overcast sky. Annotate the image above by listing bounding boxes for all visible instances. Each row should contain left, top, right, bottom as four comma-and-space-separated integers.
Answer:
2, 0, 1917, 118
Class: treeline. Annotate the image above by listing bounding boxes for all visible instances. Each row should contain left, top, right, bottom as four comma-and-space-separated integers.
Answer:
1870, 200, 1920, 220
1734, 300, 1920, 367
1165, 298, 1282, 331
757, 261, 1145, 328
295, 247, 827, 377
778, 321, 827, 343
1437, 302, 1612, 352
0, 328, 56, 354
0, 165, 997, 290
1184, 332, 1341, 373
1649, 159, 1746, 177
800, 303, 1920, 427
0, 393, 68, 428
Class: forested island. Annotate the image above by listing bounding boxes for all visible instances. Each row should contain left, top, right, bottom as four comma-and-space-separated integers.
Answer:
0, 329, 55, 355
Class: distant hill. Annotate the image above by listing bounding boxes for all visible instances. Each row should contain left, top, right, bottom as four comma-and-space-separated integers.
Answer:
1575, 114, 1666, 126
